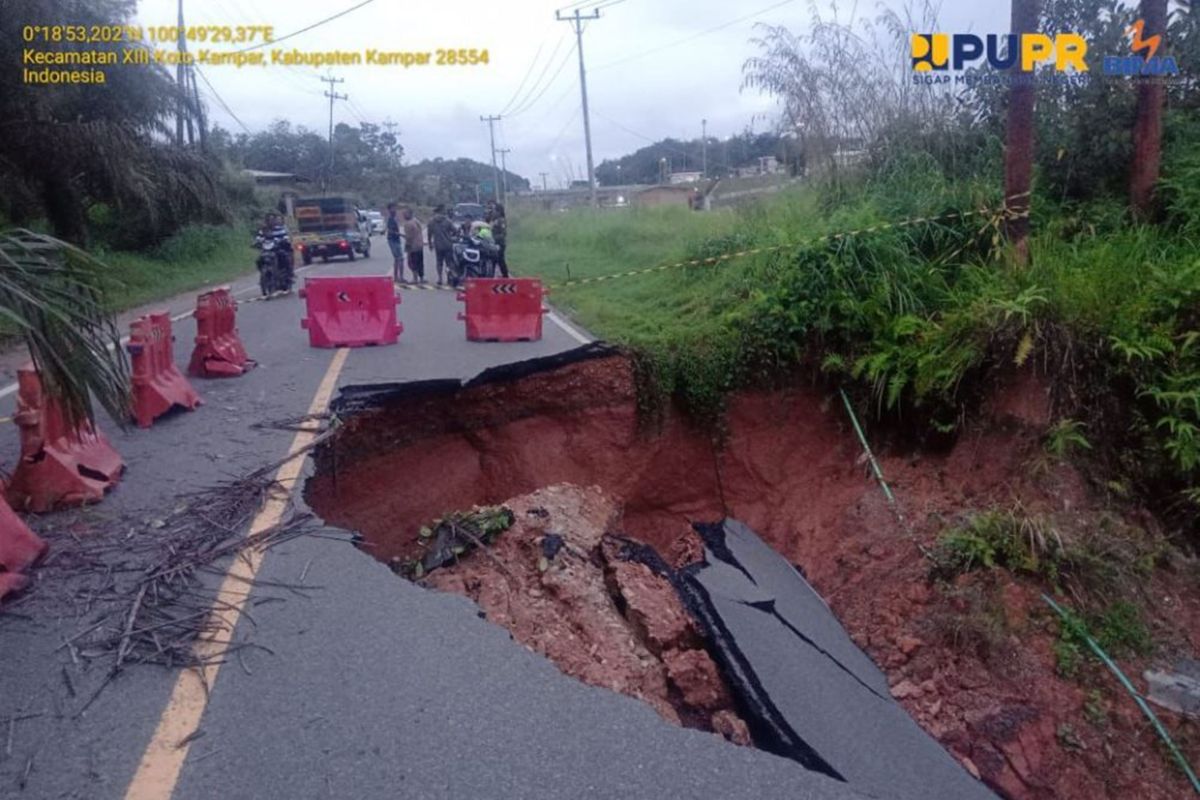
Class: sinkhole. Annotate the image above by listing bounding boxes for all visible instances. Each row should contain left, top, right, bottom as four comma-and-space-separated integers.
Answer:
302, 345, 994, 800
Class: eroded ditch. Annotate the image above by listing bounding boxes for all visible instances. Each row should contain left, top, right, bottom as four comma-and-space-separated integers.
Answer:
303, 346, 994, 797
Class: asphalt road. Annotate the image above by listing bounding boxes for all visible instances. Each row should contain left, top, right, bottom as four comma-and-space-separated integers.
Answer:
0, 249, 868, 799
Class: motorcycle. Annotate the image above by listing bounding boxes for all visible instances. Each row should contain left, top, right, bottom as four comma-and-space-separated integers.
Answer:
449, 233, 501, 286
254, 234, 294, 297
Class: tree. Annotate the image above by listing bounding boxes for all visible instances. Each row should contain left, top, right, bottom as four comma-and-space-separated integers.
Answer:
0, 0, 227, 248
1130, 0, 1169, 218
0, 231, 129, 427
1005, 0, 1041, 265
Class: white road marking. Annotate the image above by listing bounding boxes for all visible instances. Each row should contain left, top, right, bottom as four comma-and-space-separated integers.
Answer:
546, 310, 592, 345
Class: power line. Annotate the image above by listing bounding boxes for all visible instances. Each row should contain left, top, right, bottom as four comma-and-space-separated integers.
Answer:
194, 65, 250, 133
591, 109, 694, 159
555, 0, 599, 13
496, 29, 564, 117
548, 106, 582, 151
506, 38, 575, 118
347, 97, 372, 125
593, 0, 796, 71
234, 0, 379, 53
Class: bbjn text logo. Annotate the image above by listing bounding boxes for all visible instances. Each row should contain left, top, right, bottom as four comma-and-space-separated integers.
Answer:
1103, 18, 1180, 76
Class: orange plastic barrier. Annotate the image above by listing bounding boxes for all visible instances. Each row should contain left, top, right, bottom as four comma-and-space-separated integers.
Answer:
456, 278, 548, 342
299, 275, 402, 347
0, 494, 47, 602
188, 287, 255, 378
6, 365, 124, 513
127, 311, 202, 427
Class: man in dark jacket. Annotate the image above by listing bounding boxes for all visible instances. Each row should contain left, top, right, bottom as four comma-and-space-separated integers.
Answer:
386, 202, 404, 282
485, 202, 509, 277
426, 205, 456, 285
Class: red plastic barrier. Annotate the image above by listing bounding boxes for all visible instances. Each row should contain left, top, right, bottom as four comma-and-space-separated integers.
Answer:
6, 365, 124, 513
0, 494, 47, 602
188, 287, 255, 378
127, 311, 202, 428
299, 275, 402, 348
456, 278, 548, 342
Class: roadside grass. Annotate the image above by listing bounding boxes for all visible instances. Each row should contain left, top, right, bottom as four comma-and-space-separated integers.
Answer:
94, 224, 253, 312
510, 192, 841, 345
510, 204, 737, 344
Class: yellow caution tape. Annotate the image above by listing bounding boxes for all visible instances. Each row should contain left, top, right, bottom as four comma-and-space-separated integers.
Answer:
545, 203, 1025, 290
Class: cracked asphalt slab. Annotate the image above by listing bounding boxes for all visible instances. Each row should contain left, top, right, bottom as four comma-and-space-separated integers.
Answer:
688, 520, 995, 800
0, 250, 867, 799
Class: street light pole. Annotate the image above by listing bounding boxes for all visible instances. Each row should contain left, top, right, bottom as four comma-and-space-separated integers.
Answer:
701, 118, 708, 178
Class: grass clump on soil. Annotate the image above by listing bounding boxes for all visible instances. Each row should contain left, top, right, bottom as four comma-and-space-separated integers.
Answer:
929, 507, 1166, 599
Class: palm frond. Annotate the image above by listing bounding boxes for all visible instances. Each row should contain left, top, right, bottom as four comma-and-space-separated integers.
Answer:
0, 229, 130, 428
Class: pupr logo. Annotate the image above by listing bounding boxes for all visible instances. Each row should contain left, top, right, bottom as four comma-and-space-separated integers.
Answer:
911, 32, 1088, 73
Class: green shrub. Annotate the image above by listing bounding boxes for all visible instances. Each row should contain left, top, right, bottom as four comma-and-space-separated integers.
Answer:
151, 224, 238, 262
1054, 600, 1152, 681
930, 510, 1065, 582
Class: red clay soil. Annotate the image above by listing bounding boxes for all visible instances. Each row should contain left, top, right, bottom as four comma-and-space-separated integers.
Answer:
306, 355, 1200, 800
418, 482, 751, 744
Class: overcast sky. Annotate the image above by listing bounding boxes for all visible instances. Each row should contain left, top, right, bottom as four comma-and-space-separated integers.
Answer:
135, 0, 1009, 187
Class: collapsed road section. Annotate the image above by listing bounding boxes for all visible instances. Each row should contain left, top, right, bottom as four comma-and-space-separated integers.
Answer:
305, 344, 996, 799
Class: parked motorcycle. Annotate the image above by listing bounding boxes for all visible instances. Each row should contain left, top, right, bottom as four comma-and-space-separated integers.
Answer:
449, 233, 501, 286
254, 234, 294, 297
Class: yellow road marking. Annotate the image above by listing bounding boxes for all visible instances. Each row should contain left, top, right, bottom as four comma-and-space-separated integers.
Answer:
122, 347, 350, 800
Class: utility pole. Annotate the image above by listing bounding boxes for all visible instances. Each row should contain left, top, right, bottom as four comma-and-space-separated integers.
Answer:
539, 171, 549, 192
557, 7, 601, 207
496, 148, 511, 204
480, 115, 501, 203
321, 75, 347, 193
190, 68, 206, 150
175, 0, 188, 145
701, 119, 708, 178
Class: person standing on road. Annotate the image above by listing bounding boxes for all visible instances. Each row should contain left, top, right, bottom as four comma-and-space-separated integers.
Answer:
487, 202, 509, 277
427, 204, 456, 286
402, 207, 425, 283
386, 203, 404, 282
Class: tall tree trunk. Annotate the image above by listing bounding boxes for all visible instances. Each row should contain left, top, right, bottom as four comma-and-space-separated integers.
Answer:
1005, 0, 1040, 267
1130, 0, 1168, 220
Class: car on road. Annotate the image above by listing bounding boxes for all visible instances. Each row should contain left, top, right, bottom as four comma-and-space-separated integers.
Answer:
365, 210, 385, 236
451, 202, 486, 229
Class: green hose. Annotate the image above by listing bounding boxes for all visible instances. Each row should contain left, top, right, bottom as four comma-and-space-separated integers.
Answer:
838, 388, 898, 508
1042, 594, 1200, 795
